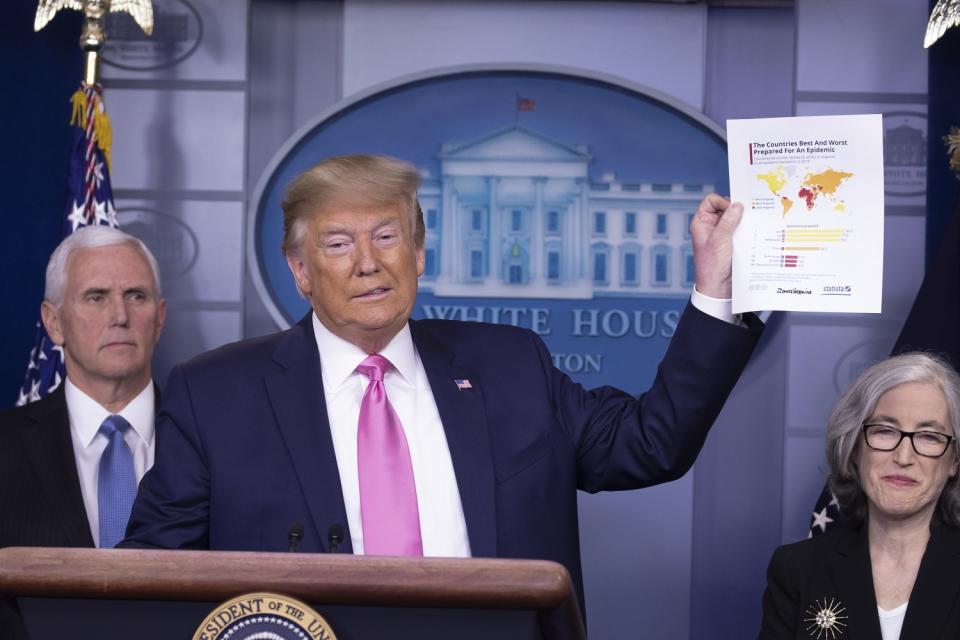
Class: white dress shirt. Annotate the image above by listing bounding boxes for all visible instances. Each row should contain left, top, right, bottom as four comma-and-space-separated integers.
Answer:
65, 378, 156, 547
690, 287, 739, 325
313, 314, 471, 557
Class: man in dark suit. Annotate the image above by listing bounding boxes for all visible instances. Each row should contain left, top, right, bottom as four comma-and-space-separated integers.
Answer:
123, 155, 762, 616
0, 225, 166, 638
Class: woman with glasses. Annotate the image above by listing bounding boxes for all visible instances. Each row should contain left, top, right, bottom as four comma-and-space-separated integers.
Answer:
759, 353, 960, 640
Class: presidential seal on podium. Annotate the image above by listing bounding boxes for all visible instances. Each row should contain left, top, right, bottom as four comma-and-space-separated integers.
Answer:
193, 592, 337, 640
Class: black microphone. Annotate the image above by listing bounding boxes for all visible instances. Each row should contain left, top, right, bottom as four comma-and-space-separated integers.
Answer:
287, 522, 304, 553
327, 524, 344, 553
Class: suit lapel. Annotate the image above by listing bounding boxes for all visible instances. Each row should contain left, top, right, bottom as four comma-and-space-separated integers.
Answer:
826, 525, 882, 640
900, 526, 960, 638
265, 315, 351, 553
20, 387, 94, 547
411, 320, 497, 558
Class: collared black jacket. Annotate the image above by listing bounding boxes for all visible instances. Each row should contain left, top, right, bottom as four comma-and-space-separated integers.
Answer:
760, 522, 960, 639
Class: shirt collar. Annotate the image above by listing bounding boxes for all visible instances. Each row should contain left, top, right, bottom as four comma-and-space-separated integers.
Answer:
311, 313, 418, 390
64, 377, 155, 448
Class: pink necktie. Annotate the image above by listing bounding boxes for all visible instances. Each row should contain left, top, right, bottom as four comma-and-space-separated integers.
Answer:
356, 354, 423, 556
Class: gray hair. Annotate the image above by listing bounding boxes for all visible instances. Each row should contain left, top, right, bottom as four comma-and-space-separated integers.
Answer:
827, 352, 960, 527
281, 154, 425, 257
44, 225, 162, 307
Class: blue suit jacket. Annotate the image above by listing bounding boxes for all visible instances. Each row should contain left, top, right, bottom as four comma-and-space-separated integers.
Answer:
123, 302, 761, 614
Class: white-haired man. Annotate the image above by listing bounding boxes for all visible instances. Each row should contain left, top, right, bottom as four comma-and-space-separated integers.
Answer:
0, 226, 166, 638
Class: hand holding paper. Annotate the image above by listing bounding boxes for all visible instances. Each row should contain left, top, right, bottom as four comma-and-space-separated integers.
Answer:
690, 194, 743, 300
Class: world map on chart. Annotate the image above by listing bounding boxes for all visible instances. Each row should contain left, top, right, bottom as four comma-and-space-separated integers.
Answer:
756, 165, 854, 217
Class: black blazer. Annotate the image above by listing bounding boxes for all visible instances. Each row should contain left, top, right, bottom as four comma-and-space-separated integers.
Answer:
0, 385, 94, 549
0, 385, 92, 640
759, 523, 960, 639
0, 382, 158, 638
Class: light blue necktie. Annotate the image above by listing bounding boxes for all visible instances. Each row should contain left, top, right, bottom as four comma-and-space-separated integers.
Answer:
98, 415, 136, 549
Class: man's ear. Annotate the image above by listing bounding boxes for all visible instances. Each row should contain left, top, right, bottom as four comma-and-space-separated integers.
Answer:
286, 253, 310, 298
416, 243, 425, 278
40, 301, 65, 346
154, 298, 167, 343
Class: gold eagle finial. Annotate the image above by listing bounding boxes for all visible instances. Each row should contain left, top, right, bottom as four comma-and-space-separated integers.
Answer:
925, 0, 960, 48
34, 0, 154, 38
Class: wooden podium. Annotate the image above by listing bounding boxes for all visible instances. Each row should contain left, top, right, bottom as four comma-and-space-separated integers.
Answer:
0, 547, 585, 639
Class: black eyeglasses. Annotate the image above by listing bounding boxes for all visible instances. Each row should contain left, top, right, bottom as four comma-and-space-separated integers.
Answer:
862, 423, 956, 458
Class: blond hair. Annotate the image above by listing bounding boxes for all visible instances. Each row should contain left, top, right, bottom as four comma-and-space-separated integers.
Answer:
281, 154, 425, 256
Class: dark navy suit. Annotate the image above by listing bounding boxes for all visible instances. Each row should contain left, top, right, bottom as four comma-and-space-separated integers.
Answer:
123, 302, 761, 614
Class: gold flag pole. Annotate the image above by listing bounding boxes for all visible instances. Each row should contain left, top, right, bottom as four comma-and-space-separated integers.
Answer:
34, 0, 154, 84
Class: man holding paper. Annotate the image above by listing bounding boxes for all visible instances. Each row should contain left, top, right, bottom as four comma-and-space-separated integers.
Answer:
122, 154, 762, 617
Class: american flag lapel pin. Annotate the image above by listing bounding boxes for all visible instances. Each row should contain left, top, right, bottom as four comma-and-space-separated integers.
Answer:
454, 378, 473, 391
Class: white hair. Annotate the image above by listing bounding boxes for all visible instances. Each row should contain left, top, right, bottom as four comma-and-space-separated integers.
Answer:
827, 352, 960, 526
44, 226, 162, 306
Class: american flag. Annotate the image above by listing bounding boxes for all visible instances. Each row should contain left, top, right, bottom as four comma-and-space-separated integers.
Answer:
808, 486, 843, 537
454, 379, 473, 391
516, 95, 536, 112
16, 83, 119, 406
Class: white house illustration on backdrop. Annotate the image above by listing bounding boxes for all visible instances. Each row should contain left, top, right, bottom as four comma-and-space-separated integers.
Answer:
416, 125, 713, 299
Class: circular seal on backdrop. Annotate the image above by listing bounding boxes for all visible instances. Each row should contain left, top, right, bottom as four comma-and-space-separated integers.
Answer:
116, 207, 199, 279
832, 336, 897, 394
101, 0, 203, 71
246, 64, 791, 390
192, 592, 337, 640
882, 111, 927, 198
249, 65, 729, 337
